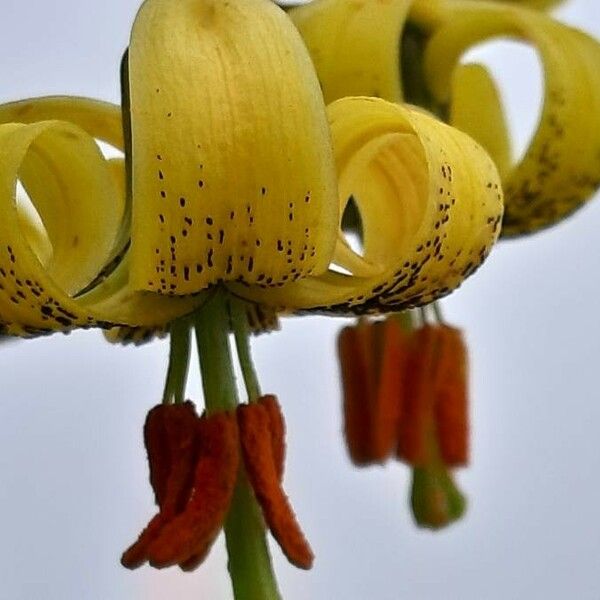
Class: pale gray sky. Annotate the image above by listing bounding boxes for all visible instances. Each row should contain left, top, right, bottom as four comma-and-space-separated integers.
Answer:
1, 1, 599, 599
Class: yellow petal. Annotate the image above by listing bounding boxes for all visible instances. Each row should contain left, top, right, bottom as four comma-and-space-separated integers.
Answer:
234, 97, 503, 314
0, 96, 124, 149
128, 0, 338, 295
0, 119, 201, 336
289, 0, 413, 104
421, 1, 600, 236
449, 64, 512, 180
0, 96, 129, 275
499, 0, 565, 9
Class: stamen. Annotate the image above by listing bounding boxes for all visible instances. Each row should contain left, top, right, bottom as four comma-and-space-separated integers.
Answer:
397, 325, 439, 466
147, 410, 239, 568
371, 320, 407, 461
237, 402, 314, 570
121, 513, 166, 570
434, 326, 469, 466
160, 402, 200, 516
178, 544, 213, 573
260, 394, 286, 481
121, 401, 199, 569
338, 323, 373, 464
143, 404, 171, 508
338, 319, 408, 464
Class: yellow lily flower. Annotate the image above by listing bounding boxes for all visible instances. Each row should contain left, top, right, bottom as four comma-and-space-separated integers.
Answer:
291, 0, 600, 236
0, 0, 502, 338
290, 0, 599, 535
0, 0, 506, 597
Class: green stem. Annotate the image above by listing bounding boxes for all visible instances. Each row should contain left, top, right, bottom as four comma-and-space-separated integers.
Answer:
226, 473, 282, 600
194, 289, 281, 600
432, 301, 445, 324
162, 318, 191, 405
194, 292, 238, 414
230, 298, 262, 402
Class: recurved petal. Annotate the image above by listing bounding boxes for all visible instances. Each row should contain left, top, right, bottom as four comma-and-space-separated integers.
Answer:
128, 0, 338, 295
0, 120, 118, 333
0, 96, 124, 149
496, 0, 565, 9
0, 120, 202, 336
422, 1, 600, 236
450, 64, 512, 180
289, 0, 413, 104
237, 97, 503, 314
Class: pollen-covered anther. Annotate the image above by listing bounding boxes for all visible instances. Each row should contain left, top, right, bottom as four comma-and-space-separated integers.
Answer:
397, 326, 439, 466
260, 394, 286, 481
338, 318, 408, 465
146, 411, 239, 568
397, 325, 469, 468
434, 326, 469, 467
121, 401, 200, 569
237, 397, 314, 570
121, 404, 239, 570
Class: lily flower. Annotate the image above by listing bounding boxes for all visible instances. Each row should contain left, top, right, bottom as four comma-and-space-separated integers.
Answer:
290, 0, 600, 236
291, 0, 600, 532
0, 0, 505, 596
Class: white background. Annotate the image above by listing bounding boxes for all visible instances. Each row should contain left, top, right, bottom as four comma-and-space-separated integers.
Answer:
1, 1, 599, 599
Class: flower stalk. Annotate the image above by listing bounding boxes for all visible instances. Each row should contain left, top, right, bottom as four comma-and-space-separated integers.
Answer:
162, 318, 191, 405
230, 298, 262, 403
194, 289, 281, 600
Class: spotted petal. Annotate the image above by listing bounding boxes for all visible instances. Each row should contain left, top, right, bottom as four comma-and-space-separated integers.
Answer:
235, 97, 503, 315
0, 114, 201, 336
419, 0, 600, 236
128, 0, 338, 295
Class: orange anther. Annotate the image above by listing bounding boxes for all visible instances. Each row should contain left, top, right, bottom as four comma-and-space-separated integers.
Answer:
122, 401, 200, 569
338, 324, 372, 464
434, 326, 469, 466
260, 394, 286, 481
142, 404, 171, 508
161, 402, 200, 517
397, 326, 439, 466
338, 319, 408, 465
147, 411, 239, 568
237, 402, 314, 570
372, 320, 408, 461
